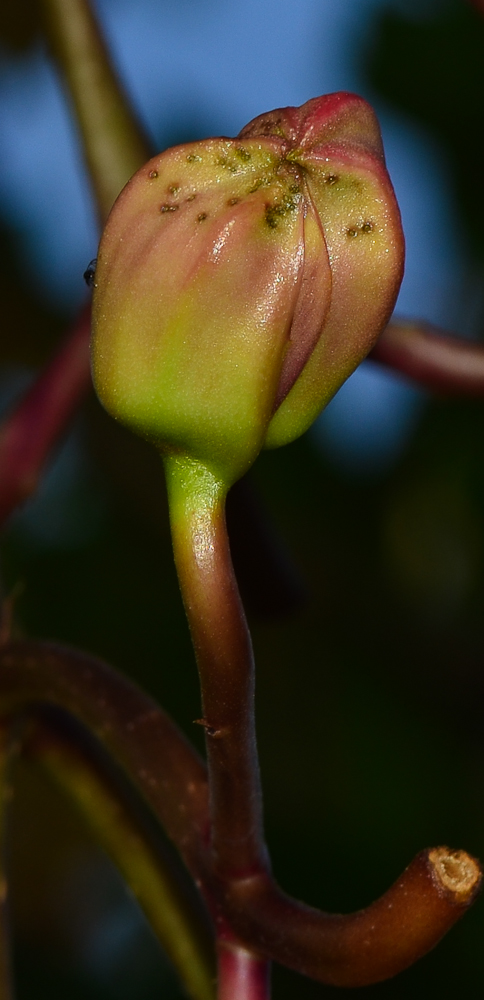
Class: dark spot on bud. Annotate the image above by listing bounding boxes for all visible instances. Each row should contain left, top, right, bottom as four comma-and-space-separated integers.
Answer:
186, 193, 196, 202
254, 115, 284, 138
187, 154, 202, 163
265, 195, 298, 229
228, 197, 239, 206
168, 184, 180, 195
347, 220, 375, 238
197, 212, 208, 222
83, 258, 97, 287
217, 156, 238, 173
160, 203, 179, 213
148, 169, 158, 179
325, 174, 338, 185
248, 175, 273, 194
236, 146, 251, 161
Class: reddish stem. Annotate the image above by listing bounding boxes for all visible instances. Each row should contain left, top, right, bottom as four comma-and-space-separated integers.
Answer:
0, 640, 480, 988
221, 851, 482, 987
370, 319, 484, 395
0, 304, 92, 527
217, 939, 270, 1000
164, 457, 268, 882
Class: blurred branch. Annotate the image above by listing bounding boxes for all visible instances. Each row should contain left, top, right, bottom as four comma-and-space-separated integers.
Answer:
0, 723, 14, 1000
0, 640, 479, 988
370, 319, 484, 395
23, 709, 215, 1000
0, 304, 91, 528
0, 642, 209, 877
40, 0, 151, 222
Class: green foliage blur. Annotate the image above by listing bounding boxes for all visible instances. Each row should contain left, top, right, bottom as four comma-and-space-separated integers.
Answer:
2, 0, 484, 997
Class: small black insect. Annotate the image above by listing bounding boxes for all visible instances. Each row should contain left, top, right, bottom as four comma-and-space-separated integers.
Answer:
83, 258, 97, 288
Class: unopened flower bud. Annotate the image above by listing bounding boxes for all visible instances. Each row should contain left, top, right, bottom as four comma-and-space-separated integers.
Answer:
91, 92, 403, 485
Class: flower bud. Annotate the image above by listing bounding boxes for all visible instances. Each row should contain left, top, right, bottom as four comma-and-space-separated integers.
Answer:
91, 92, 403, 485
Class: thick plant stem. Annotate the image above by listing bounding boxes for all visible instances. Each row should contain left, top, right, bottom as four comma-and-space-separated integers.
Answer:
0, 641, 481, 987
164, 455, 268, 881
222, 852, 482, 987
217, 940, 270, 1000
0, 723, 14, 1000
41, 0, 150, 222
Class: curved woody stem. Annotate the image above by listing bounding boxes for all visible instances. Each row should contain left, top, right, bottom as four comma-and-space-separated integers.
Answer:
162, 452, 482, 995
0, 641, 480, 991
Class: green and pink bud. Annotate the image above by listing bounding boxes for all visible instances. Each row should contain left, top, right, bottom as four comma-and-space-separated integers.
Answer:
91, 92, 404, 486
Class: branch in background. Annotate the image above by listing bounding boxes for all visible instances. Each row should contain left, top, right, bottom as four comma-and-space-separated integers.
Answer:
0, 640, 479, 989
40, 0, 151, 223
370, 319, 484, 395
23, 709, 215, 1000
0, 642, 209, 878
0, 723, 15, 1000
0, 0, 153, 526
0, 304, 91, 528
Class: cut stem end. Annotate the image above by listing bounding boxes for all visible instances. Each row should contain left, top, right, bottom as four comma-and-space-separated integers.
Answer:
429, 846, 482, 905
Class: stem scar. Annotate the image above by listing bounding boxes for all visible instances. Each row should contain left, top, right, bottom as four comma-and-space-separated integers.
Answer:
193, 718, 223, 737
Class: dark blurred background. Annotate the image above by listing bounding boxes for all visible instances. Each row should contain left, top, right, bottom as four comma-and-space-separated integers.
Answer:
2, 0, 484, 996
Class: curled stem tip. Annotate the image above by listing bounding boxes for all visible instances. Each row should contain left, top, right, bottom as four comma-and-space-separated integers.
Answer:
429, 846, 481, 904
221, 847, 482, 987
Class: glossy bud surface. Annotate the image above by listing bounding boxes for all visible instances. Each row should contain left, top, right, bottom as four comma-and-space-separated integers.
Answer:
92, 93, 404, 484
